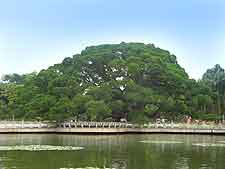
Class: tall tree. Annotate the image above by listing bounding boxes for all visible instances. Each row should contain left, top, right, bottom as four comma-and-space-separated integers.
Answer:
202, 64, 225, 119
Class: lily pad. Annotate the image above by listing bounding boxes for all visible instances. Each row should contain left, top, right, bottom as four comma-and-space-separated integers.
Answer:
192, 143, 225, 147
139, 140, 183, 144
60, 167, 115, 169
0, 145, 84, 151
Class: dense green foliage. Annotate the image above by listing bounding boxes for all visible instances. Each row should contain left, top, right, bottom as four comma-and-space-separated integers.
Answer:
0, 43, 224, 122
201, 64, 225, 119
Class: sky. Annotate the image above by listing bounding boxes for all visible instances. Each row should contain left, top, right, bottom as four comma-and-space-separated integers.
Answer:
0, 0, 225, 79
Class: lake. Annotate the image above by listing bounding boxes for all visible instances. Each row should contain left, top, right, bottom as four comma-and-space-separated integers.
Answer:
0, 134, 224, 169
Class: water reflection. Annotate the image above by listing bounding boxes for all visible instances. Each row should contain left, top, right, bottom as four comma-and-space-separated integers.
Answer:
0, 134, 224, 169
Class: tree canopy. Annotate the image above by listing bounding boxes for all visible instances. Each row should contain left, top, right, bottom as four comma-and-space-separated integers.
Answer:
0, 42, 224, 122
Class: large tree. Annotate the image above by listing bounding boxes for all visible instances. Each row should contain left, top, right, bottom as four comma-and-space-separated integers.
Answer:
0, 43, 222, 122
202, 64, 225, 120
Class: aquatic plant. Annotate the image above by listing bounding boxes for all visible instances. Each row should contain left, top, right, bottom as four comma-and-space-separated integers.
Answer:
0, 145, 84, 151
139, 140, 183, 144
192, 143, 225, 147
60, 167, 115, 169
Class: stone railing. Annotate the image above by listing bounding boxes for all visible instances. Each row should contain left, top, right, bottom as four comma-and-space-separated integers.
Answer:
59, 122, 134, 128
59, 121, 225, 129
0, 121, 53, 129
0, 121, 225, 130
143, 123, 225, 129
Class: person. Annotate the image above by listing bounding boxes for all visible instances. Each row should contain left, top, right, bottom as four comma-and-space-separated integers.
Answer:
187, 116, 192, 124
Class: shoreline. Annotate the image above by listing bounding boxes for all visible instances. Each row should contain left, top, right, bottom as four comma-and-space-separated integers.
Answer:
0, 127, 225, 135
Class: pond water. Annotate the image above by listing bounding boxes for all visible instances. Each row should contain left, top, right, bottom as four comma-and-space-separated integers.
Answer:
0, 134, 224, 169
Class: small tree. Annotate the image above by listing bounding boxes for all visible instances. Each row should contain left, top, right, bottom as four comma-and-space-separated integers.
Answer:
85, 100, 112, 121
